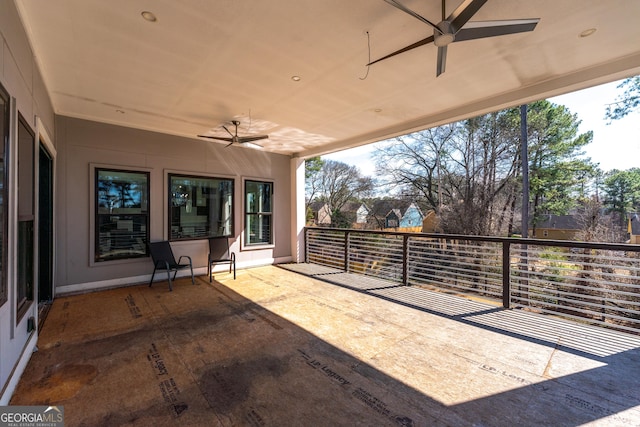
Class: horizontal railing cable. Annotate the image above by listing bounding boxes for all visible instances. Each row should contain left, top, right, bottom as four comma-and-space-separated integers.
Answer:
304, 227, 640, 334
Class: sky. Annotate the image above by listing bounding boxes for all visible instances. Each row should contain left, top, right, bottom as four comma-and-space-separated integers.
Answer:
323, 78, 640, 176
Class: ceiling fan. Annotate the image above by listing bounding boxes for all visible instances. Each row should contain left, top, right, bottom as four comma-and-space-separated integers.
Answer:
369, 0, 540, 76
198, 120, 269, 148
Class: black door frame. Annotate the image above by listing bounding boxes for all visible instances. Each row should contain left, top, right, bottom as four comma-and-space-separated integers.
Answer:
38, 142, 53, 302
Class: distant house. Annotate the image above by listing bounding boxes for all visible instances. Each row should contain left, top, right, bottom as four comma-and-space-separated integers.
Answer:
628, 213, 640, 244
367, 200, 398, 229
422, 210, 441, 233
367, 199, 423, 230
307, 201, 331, 226
386, 209, 402, 228
356, 203, 369, 226
339, 202, 369, 228
395, 202, 424, 228
530, 215, 581, 240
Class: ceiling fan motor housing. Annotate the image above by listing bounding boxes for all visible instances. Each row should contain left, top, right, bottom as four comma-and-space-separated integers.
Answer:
434, 21, 455, 46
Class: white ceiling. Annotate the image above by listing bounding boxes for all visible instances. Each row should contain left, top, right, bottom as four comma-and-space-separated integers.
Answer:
15, 0, 640, 157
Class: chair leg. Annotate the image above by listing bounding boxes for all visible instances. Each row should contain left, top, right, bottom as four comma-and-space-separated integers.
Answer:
167, 269, 173, 291
189, 263, 195, 284
149, 267, 157, 287
209, 261, 213, 282
233, 260, 236, 280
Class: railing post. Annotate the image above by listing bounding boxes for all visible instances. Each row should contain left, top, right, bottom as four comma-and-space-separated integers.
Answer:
344, 231, 350, 272
502, 241, 511, 308
403, 235, 409, 286
304, 228, 309, 263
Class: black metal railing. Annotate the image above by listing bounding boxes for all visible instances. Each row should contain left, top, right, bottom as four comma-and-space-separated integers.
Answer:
305, 227, 640, 334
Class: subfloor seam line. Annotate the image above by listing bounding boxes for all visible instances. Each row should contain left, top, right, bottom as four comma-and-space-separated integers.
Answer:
542, 338, 561, 379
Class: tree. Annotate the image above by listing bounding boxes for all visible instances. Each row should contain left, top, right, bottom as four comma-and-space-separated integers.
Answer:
574, 197, 622, 243
373, 101, 596, 236
522, 101, 597, 229
373, 125, 457, 211
374, 111, 522, 235
438, 112, 521, 235
602, 168, 640, 227
307, 159, 374, 227
605, 76, 640, 121
305, 156, 324, 205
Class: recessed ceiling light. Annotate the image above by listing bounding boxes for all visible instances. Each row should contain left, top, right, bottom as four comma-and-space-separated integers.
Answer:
291, 76, 301, 82
579, 28, 596, 38
141, 11, 157, 22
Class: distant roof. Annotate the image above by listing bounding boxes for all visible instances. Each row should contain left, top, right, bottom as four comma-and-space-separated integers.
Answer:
340, 201, 366, 213
369, 199, 413, 218
308, 201, 328, 211
534, 214, 580, 230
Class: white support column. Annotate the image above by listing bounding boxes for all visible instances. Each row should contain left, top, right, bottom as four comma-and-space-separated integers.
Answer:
290, 157, 306, 263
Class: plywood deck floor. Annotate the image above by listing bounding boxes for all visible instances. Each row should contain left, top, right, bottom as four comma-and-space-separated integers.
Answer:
10, 265, 640, 426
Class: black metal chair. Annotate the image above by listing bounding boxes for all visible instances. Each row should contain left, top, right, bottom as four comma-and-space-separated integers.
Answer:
148, 241, 194, 291
208, 236, 236, 281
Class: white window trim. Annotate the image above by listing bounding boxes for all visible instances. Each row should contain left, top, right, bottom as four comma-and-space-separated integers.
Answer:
89, 163, 152, 267
241, 176, 275, 251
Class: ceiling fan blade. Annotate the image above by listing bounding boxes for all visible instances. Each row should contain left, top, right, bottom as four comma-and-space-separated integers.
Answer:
197, 135, 233, 142
368, 35, 435, 66
454, 19, 540, 42
384, 0, 441, 32
436, 45, 447, 77
448, 0, 488, 33
239, 135, 269, 143
222, 125, 235, 138
243, 142, 264, 149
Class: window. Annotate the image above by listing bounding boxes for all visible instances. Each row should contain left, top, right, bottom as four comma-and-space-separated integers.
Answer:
245, 180, 273, 246
0, 83, 8, 307
17, 115, 35, 319
169, 174, 233, 240
95, 169, 149, 262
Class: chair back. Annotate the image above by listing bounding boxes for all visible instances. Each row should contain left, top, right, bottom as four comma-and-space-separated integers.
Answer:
149, 241, 177, 265
208, 236, 230, 260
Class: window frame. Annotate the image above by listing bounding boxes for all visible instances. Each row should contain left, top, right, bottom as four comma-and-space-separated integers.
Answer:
94, 167, 150, 263
16, 113, 35, 321
0, 82, 9, 307
167, 173, 234, 241
243, 179, 274, 248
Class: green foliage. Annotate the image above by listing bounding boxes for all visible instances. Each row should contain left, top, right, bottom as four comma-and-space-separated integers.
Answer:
329, 209, 353, 229
605, 76, 640, 121
602, 168, 640, 225
305, 156, 323, 179
520, 100, 597, 224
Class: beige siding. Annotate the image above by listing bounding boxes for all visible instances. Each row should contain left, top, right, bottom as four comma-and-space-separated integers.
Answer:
0, 0, 56, 403
55, 116, 292, 289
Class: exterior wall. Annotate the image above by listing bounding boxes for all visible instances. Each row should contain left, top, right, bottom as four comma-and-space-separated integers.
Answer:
55, 116, 293, 293
356, 205, 368, 224
291, 158, 306, 262
399, 204, 423, 228
422, 210, 440, 233
530, 228, 578, 241
0, 0, 56, 403
386, 211, 400, 228
315, 204, 331, 225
